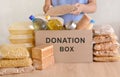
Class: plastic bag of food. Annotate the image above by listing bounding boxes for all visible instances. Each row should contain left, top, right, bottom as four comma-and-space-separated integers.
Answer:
93, 34, 118, 43
93, 50, 119, 57
94, 41, 120, 51
0, 66, 34, 76
93, 25, 115, 35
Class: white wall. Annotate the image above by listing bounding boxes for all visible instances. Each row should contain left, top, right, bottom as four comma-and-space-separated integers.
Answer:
90, 0, 120, 24
0, 0, 44, 44
0, 0, 120, 44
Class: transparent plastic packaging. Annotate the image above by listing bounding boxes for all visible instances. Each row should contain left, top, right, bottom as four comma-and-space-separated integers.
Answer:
47, 19, 64, 30
0, 66, 34, 76
0, 44, 33, 75
94, 56, 120, 62
9, 22, 34, 35
0, 44, 30, 59
93, 50, 120, 57
93, 25, 120, 62
93, 25, 115, 35
9, 34, 34, 44
14, 43, 34, 56
0, 58, 32, 68
14, 43, 34, 51
93, 34, 118, 43
29, 15, 49, 30
94, 41, 120, 51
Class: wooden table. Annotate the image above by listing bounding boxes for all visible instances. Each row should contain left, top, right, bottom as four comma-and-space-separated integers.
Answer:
1, 62, 120, 77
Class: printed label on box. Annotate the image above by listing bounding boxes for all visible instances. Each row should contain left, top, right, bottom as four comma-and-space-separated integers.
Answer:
35, 30, 93, 63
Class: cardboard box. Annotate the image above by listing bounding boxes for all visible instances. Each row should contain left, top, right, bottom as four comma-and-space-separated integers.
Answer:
33, 56, 54, 70
32, 44, 53, 60
35, 30, 93, 63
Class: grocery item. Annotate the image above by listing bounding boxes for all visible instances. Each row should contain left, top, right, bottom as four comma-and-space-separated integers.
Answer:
29, 15, 48, 30
32, 44, 53, 60
13, 43, 34, 56
93, 25, 115, 35
36, 15, 64, 26
45, 4, 76, 16
49, 16, 64, 26
93, 34, 118, 43
9, 22, 34, 35
0, 44, 29, 59
93, 25, 120, 62
9, 34, 34, 44
33, 56, 54, 70
0, 44, 33, 73
0, 66, 34, 76
94, 56, 120, 62
14, 43, 34, 51
93, 50, 120, 57
8, 22, 35, 54
32, 44, 54, 70
76, 14, 94, 30
86, 20, 95, 30
65, 21, 77, 30
0, 58, 32, 68
47, 19, 64, 30
34, 15, 65, 30
94, 41, 119, 51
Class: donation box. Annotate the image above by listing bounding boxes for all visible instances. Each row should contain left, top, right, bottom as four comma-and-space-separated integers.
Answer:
35, 30, 93, 63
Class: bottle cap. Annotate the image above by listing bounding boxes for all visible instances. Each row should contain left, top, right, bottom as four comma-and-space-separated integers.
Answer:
29, 15, 35, 21
45, 15, 51, 20
90, 19, 95, 24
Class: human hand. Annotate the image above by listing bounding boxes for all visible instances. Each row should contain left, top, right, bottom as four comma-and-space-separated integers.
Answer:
70, 3, 84, 15
43, 5, 53, 13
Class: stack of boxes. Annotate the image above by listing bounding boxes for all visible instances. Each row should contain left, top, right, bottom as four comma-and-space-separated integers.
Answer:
32, 44, 54, 70
8, 22, 34, 55
93, 25, 120, 62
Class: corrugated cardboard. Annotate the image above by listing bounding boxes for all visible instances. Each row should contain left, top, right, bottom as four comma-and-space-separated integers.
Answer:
32, 44, 54, 60
45, 4, 76, 17
35, 30, 93, 63
33, 56, 54, 70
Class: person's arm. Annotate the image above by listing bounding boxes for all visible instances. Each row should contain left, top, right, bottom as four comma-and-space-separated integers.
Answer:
43, 0, 52, 13
82, 0, 96, 13
71, 0, 96, 15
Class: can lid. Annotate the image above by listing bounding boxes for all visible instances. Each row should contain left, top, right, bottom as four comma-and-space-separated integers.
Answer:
29, 15, 35, 21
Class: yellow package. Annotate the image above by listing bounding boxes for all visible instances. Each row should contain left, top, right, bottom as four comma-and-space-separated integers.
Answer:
0, 44, 30, 59
9, 34, 34, 44
9, 22, 34, 35
13, 43, 34, 56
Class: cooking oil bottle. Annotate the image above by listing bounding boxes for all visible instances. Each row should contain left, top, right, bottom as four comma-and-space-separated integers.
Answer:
29, 15, 49, 31
46, 15, 65, 30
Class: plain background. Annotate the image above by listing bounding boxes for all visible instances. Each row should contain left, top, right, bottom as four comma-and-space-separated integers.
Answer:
0, 0, 120, 44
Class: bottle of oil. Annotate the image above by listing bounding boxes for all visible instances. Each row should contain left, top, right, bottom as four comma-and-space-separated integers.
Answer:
46, 15, 64, 30
29, 15, 49, 31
